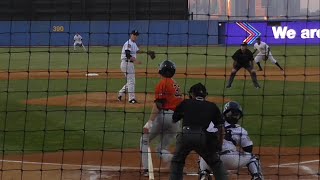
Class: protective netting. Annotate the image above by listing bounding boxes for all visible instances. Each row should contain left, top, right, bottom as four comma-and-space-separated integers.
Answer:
0, 0, 319, 179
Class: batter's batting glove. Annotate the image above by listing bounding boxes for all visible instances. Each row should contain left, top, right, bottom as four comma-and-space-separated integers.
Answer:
143, 120, 153, 133
147, 50, 156, 59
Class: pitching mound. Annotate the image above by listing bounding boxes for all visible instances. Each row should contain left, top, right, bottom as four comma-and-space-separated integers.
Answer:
24, 93, 232, 108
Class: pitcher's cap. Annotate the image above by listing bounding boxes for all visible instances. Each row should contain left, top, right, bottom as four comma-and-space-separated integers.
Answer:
131, 30, 139, 36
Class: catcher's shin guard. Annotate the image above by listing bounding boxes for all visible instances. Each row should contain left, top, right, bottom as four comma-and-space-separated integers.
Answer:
246, 155, 264, 180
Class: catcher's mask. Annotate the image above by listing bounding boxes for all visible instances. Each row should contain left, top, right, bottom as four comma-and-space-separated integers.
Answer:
158, 60, 176, 78
188, 83, 208, 99
223, 101, 243, 125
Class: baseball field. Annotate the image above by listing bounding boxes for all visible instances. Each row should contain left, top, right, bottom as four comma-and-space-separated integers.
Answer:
0, 45, 319, 179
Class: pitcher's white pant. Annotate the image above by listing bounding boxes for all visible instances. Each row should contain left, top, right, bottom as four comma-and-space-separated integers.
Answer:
73, 42, 86, 51
118, 61, 135, 101
199, 151, 262, 176
140, 110, 179, 170
254, 53, 277, 64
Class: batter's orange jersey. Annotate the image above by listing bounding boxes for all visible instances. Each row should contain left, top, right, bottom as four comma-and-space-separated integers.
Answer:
155, 78, 183, 111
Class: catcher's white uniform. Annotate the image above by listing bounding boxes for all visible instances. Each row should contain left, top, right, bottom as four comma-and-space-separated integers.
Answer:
118, 39, 139, 102
253, 41, 277, 64
199, 122, 263, 179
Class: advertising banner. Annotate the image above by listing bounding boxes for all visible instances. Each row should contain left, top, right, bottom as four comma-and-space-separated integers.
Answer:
226, 21, 320, 45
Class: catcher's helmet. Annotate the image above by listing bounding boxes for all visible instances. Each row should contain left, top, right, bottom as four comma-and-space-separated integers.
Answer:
188, 83, 208, 99
223, 101, 243, 125
158, 60, 176, 78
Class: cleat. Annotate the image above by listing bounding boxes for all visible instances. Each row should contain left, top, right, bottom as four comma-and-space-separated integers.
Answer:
117, 96, 122, 101
252, 173, 263, 180
129, 99, 138, 104
226, 85, 231, 89
141, 169, 148, 177
199, 170, 211, 180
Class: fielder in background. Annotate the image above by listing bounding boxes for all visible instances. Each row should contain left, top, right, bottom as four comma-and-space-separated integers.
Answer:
73, 33, 86, 51
199, 101, 264, 180
118, 30, 156, 104
253, 37, 284, 72
169, 83, 228, 180
140, 60, 182, 177
226, 42, 261, 89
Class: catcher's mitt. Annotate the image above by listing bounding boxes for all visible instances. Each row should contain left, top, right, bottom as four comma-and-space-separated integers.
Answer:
147, 50, 156, 59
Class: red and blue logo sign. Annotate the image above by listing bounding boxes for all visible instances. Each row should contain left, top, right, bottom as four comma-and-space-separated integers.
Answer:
226, 21, 319, 45
236, 22, 261, 44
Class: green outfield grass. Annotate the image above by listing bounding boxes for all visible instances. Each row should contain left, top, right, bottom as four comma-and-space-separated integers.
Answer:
0, 46, 319, 71
0, 46, 319, 153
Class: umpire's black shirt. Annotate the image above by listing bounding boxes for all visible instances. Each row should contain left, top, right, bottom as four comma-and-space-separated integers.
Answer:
172, 99, 224, 129
232, 49, 254, 65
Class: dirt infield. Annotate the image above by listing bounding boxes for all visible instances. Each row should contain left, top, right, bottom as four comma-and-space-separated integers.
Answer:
0, 67, 319, 82
0, 147, 319, 180
24, 93, 231, 108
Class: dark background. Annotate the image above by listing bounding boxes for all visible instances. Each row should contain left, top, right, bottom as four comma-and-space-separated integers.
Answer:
0, 0, 189, 20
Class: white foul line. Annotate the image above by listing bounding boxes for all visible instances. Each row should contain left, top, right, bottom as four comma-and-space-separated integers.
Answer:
269, 159, 319, 177
0, 159, 140, 171
1, 159, 319, 177
269, 159, 319, 167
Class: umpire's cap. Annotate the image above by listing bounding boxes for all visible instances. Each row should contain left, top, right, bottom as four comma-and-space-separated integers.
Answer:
188, 83, 208, 98
131, 30, 139, 36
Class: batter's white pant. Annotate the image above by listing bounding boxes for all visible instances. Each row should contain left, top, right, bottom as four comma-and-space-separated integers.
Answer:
140, 110, 179, 170
254, 53, 277, 64
118, 61, 135, 101
73, 42, 86, 51
199, 151, 261, 175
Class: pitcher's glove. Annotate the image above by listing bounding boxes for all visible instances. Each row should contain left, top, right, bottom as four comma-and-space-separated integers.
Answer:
147, 50, 156, 59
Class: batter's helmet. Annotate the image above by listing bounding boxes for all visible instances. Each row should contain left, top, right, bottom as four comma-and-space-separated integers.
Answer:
158, 60, 176, 78
223, 101, 243, 125
188, 83, 208, 99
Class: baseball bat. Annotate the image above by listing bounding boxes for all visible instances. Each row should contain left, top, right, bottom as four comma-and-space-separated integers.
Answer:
147, 147, 155, 180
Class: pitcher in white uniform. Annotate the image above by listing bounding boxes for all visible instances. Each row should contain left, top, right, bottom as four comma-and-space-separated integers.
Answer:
253, 37, 283, 72
117, 30, 143, 104
199, 101, 264, 180
73, 33, 86, 51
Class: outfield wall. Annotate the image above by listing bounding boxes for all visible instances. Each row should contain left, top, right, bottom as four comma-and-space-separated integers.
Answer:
1, 20, 318, 46
0, 21, 219, 46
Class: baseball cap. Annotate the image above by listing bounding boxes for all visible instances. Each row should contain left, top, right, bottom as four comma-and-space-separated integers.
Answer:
240, 42, 248, 46
256, 37, 261, 40
131, 30, 139, 36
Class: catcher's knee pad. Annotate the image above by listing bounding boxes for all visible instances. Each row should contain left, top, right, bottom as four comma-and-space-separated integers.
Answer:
249, 155, 259, 163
